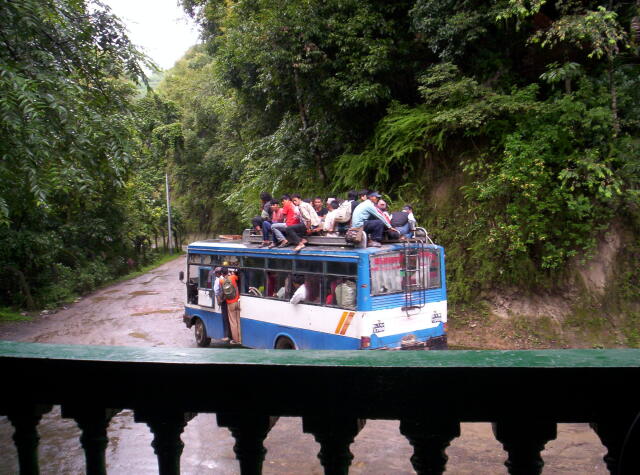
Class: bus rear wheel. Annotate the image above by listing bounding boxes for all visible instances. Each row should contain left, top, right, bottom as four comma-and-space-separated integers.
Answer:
275, 337, 295, 350
194, 319, 211, 347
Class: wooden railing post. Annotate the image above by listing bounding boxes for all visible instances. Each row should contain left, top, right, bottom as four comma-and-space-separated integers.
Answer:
399, 417, 460, 475
492, 420, 557, 475
591, 413, 640, 475
134, 409, 196, 475
302, 415, 366, 475
61, 406, 120, 475
217, 413, 279, 475
3, 404, 52, 475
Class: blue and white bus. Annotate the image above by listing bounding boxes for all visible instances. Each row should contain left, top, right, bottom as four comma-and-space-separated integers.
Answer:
181, 231, 447, 350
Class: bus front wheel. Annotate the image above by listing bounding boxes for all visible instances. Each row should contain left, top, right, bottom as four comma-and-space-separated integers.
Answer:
275, 337, 295, 350
194, 319, 211, 347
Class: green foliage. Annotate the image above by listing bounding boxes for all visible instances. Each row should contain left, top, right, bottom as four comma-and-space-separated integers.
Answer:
0, 0, 160, 308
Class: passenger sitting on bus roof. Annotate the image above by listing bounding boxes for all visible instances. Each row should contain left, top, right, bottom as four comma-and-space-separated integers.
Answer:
391, 205, 416, 238
376, 199, 392, 224
322, 199, 341, 237
285, 193, 321, 252
312, 196, 328, 219
352, 189, 368, 215
259, 200, 284, 248
289, 274, 306, 304
268, 194, 297, 248
351, 191, 398, 248
251, 191, 273, 236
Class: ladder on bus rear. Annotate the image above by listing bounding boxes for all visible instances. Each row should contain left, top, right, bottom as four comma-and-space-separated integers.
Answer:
401, 240, 427, 316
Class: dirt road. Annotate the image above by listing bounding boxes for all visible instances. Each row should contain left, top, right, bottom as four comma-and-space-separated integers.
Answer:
0, 255, 607, 474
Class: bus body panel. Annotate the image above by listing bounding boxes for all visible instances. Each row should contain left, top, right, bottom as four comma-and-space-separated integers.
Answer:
183, 240, 448, 350
361, 300, 447, 349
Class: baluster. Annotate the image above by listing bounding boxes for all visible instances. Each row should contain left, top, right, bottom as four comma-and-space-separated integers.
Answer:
217, 413, 279, 475
134, 409, 196, 475
3, 403, 52, 475
302, 415, 365, 475
399, 417, 460, 475
61, 406, 120, 475
492, 420, 556, 475
591, 414, 640, 475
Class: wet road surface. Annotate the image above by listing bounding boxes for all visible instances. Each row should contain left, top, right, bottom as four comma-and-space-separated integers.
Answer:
0, 255, 607, 474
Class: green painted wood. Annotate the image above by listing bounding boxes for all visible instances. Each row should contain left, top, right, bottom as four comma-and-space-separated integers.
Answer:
2, 340, 640, 368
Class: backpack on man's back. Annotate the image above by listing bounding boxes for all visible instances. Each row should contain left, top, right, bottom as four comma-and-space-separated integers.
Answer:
333, 200, 353, 223
222, 275, 237, 300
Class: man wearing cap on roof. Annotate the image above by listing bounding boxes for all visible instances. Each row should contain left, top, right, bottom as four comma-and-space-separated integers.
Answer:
351, 191, 398, 247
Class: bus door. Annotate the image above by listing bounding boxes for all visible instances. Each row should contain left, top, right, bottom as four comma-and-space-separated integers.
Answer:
197, 266, 214, 308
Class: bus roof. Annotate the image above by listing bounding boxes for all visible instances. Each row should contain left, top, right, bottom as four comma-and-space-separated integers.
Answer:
187, 239, 441, 258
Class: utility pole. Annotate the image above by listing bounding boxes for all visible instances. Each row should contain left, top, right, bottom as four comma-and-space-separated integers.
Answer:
165, 173, 173, 254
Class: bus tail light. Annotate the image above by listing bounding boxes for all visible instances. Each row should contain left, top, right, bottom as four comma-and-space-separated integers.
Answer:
443, 322, 448, 333
360, 336, 371, 349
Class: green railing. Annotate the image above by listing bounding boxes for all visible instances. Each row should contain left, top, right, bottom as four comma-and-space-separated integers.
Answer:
1, 341, 640, 474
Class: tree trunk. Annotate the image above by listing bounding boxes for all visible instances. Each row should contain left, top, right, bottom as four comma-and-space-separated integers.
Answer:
6, 266, 35, 310
292, 67, 327, 184
608, 60, 620, 136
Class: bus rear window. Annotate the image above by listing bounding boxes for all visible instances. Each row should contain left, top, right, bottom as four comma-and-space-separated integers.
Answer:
370, 249, 441, 295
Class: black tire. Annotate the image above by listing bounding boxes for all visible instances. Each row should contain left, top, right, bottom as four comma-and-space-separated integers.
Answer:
194, 319, 211, 347
275, 337, 295, 350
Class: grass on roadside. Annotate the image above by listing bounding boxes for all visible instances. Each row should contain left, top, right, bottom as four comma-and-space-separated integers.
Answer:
0, 307, 31, 323
107, 250, 185, 286
3, 251, 185, 321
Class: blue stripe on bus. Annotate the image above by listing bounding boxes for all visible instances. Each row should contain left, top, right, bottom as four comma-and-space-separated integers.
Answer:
188, 307, 445, 350
242, 318, 361, 350
369, 323, 446, 349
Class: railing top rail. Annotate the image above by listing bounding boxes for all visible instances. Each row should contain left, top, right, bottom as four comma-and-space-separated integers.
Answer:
2, 340, 640, 369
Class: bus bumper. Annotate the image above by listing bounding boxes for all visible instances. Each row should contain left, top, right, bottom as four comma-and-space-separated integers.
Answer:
400, 334, 448, 350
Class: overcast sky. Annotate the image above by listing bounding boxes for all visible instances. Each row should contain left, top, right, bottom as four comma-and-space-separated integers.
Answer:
103, 0, 200, 71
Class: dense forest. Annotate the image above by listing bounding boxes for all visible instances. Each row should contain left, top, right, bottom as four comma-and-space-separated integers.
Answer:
2, 0, 640, 345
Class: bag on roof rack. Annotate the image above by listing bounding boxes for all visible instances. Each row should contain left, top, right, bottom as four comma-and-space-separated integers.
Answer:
345, 226, 363, 244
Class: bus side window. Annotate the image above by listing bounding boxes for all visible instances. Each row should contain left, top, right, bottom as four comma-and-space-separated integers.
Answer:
324, 277, 341, 306
198, 267, 212, 289
304, 275, 321, 304
266, 271, 290, 300
335, 279, 356, 309
240, 268, 265, 296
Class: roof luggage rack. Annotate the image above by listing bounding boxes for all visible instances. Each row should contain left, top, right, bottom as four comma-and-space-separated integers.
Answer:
242, 226, 435, 248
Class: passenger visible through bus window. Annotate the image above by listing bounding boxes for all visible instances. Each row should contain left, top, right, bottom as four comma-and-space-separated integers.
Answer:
241, 268, 265, 296
266, 271, 290, 300
303, 275, 321, 304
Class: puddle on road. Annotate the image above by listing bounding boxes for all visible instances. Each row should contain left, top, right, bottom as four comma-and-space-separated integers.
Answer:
140, 275, 162, 285
130, 309, 177, 316
92, 296, 111, 302
128, 291, 159, 297
104, 289, 119, 294
128, 332, 150, 340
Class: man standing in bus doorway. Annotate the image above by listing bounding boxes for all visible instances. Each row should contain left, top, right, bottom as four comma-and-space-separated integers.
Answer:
221, 267, 242, 344
213, 267, 231, 342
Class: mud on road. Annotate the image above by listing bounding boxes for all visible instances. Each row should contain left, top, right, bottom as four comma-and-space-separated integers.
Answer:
0, 255, 607, 474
